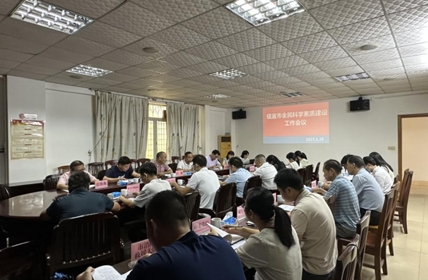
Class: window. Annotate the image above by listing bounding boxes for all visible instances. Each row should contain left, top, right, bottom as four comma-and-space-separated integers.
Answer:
146, 104, 167, 160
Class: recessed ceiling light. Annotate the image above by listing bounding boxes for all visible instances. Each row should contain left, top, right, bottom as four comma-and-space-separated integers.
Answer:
10, 0, 93, 34
205, 94, 230, 99
334, 72, 370, 82
359, 44, 378, 51
226, 0, 305, 27
66, 65, 113, 77
210, 69, 247, 80
281, 91, 303, 98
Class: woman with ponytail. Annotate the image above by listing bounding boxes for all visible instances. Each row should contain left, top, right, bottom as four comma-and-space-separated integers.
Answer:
223, 188, 301, 280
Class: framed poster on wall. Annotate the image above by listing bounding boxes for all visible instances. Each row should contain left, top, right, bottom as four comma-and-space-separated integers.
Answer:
10, 119, 45, 160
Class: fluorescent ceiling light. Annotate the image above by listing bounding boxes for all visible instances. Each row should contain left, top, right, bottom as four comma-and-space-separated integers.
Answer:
210, 69, 247, 80
10, 0, 93, 34
66, 65, 113, 77
226, 0, 305, 26
335, 72, 370, 82
281, 91, 303, 98
205, 94, 230, 99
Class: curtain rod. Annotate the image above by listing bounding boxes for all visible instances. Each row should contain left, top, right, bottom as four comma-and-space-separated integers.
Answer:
92, 89, 189, 105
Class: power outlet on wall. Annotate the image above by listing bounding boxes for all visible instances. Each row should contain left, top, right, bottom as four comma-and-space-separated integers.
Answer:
387, 146, 396, 151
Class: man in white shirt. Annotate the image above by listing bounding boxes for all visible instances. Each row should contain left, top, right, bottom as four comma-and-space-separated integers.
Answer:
119, 162, 171, 209
364, 156, 393, 194
172, 154, 219, 209
253, 154, 278, 190
177, 152, 193, 171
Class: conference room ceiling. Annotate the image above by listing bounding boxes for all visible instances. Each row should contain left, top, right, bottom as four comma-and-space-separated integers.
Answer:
1, 0, 428, 108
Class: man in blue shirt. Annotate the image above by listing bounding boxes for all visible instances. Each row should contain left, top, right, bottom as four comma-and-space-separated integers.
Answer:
103, 156, 140, 183
77, 191, 246, 280
222, 157, 252, 198
347, 155, 384, 225
313, 159, 360, 238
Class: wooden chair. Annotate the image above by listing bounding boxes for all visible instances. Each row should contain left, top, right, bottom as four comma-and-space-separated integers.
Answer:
363, 189, 396, 280
46, 212, 122, 278
200, 183, 237, 219
168, 163, 178, 173
0, 240, 44, 280
97, 170, 107, 181
297, 168, 306, 181
137, 158, 151, 166
334, 235, 359, 280
312, 162, 321, 182
104, 160, 117, 170
304, 164, 313, 185
0, 185, 10, 201
130, 159, 138, 170
183, 192, 201, 222
43, 174, 61, 190
337, 211, 371, 280
87, 162, 104, 176
57, 165, 69, 174
326, 194, 336, 213
236, 176, 262, 206
395, 170, 413, 234
171, 156, 180, 163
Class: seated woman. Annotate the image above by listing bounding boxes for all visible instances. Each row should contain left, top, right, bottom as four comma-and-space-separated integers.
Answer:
295, 150, 309, 168
266, 155, 286, 171
224, 188, 302, 280
286, 152, 300, 170
369, 151, 395, 181
240, 150, 250, 166
222, 150, 235, 167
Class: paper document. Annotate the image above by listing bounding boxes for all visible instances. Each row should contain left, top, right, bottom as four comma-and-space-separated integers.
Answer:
207, 224, 244, 244
92, 265, 131, 280
279, 205, 295, 212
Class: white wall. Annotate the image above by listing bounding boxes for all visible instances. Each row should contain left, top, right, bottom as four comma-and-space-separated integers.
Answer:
6, 76, 94, 185
204, 105, 229, 154
231, 93, 428, 175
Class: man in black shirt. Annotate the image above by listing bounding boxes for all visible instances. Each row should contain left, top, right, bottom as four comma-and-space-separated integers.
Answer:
103, 156, 140, 183
40, 171, 120, 221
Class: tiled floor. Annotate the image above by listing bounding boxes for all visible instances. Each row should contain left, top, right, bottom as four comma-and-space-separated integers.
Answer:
361, 185, 428, 280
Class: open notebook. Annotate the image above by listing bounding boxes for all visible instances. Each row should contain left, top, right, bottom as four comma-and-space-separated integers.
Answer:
92, 265, 131, 280
207, 224, 244, 244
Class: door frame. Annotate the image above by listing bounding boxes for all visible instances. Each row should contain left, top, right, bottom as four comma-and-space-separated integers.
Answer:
398, 113, 428, 181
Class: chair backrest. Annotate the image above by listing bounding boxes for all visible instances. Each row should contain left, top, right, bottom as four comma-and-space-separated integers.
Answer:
97, 170, 107, 181
57, 165, 70, 174
398, 168, 409, 203
47, 212, 121, 277
105, 160, 117, 170
183, 192, 201, 221
400, 170, 413, 210
297, 168, 306, 180
313, 162, 321, 177
213, 183, 237, 219
130, 159, 138, 170
243, 176, 262, 199
137, 158, 151, 165
375, 190, 396, 249
355, 210, 371, 280
0, 240, 44, 280
171, 156, 180, 163
304, 164, 313, 185
334, 235, 359, 280
0, 185, 10, 201
169, 163, 178, 173
390, 182, 401, 226
43, 174, 61, 190
326, 194, 336, 213
87, 162, 104, 176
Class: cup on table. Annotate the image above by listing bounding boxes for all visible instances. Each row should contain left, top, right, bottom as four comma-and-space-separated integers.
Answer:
277, 195, 284, 204
177, 179, 184, 186
121, 189, 128, 197
318, 181, 324, 188
133, 178, 139, 183
211, 217, 222, 228
171, 173, 176, 177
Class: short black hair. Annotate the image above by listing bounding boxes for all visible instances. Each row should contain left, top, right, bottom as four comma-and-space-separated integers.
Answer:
240, 150, 249, 158
227, 151, 235, 157
274, 168, 303, 191
69, 171, 90, 192
341, 154, 353, 165
145, 191, 189, 227
286, 152, 297, 160
347, 155, 365, 168
323, 159, 342, 173
138, 162, 157, 176
211, 149, 220, 156
69, 160, 84, 171
118, 156, 131, 165
156, 151, 166, 159
184, 151, 192, 156
266, 155, 280, 165
229, 157, 243, 169
363, 156, 377, 166
193, 154, 207, 167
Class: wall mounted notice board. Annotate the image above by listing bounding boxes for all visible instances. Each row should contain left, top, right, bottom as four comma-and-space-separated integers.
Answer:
10, 119, 45, 160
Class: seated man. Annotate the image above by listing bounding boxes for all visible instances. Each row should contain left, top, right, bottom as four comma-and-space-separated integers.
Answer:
363, 156, 393, 194
77, 191, 246, 280
119, 162, 171, 209
347, 155, 384, 225
40, 171, 120, 221
206, 149, 222, 170
221, 157, 252, 199
103, 156, 140, 183
313, 160, 360, 238
253, 154, 277, 190
152, 151, 172, 177
57, 160, 98, 190
177, 151, 193, 171
275, 169, 337, 280
172, 155, 219, 209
